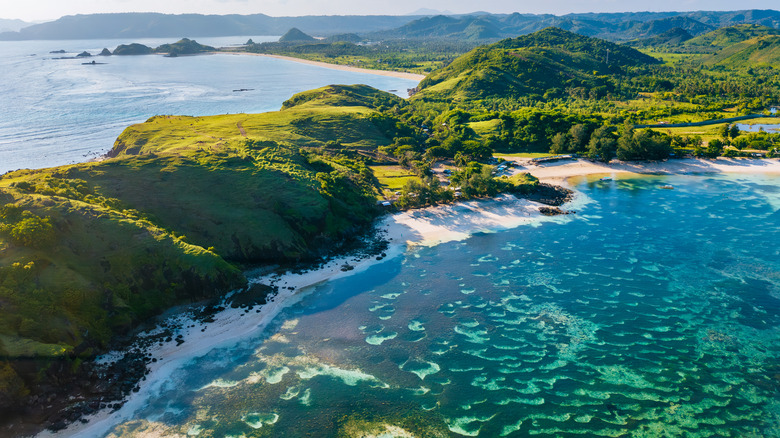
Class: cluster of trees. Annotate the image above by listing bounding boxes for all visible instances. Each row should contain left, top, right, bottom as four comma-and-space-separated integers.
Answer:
394, 162, 539, 210
0, 205, 56, 249
702, 126, 780, 157
549, 124, 674, 162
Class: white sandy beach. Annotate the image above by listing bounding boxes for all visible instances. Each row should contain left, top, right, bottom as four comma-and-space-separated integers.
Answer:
42, 157, 778, 437
220, 52, 426, 82
500, 156, 780, 185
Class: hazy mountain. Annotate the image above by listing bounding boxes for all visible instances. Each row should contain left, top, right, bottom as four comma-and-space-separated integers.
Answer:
620, 16, 714, 39
1, 10, 779, 42
625, 28, 694, 48
368, 15, 502, 41
0, 18, 31, 33
686, 9, 780, 28
0, 13, 419, 40
369, 10, 777, 43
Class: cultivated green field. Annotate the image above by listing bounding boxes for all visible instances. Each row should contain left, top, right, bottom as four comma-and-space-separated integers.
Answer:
370, 165, 418, 197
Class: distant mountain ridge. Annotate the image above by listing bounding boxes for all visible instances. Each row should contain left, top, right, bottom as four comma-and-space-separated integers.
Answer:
0, 13, 420, 40
0, 18, 30, 33
625, 28, 694, 48
371, 10, 780, 42
2, 10, 780, 41
626, 23, 780, 58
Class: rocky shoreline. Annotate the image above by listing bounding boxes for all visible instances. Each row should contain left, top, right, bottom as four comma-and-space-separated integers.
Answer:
4, 184, 564, 436
1, 223, 392, 437
525, 183, 575, 207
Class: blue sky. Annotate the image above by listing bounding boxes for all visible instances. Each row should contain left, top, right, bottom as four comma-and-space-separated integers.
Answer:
4, 0, 780, 22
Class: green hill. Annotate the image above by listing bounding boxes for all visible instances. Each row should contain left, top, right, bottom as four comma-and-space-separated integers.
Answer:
416, 27, 659, 103
279, 27, 316, 42
682, 24, 780, 52
625, 27, 693, 48
621, 16, 713, 40
0, 84, 403, 414
702, 34, 780, 67
154, 38, 215, 55
112, 43, 153, 55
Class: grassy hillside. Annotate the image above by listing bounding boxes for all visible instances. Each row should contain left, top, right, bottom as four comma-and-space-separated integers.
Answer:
701, 35, 780, 68
416, 27, 659, 103
683, 24, 780, 52
0, 84, 402, 415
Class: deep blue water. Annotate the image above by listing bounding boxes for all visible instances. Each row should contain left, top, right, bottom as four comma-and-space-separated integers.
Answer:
0, 36, 419, 174
103, 174, 780, 438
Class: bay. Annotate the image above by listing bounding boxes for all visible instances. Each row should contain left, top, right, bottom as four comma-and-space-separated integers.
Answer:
98, 174, 780, 438
0, 36, 420, 174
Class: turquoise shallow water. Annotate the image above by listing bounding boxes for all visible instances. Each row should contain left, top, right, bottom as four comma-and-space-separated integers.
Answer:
106, 174, 780, 437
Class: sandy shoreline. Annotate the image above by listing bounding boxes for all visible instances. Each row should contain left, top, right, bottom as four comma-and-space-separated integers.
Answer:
220, 52, 426, 82
45, 194, 557, 438
499, 156, 780, 185
41, 157, 778, 437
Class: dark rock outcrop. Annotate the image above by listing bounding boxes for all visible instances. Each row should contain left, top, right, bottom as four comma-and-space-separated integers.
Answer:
526, 183, 574, 206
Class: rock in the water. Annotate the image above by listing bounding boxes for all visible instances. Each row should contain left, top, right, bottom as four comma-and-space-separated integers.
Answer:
113, 43, 153, 55
539, 206, 575, 216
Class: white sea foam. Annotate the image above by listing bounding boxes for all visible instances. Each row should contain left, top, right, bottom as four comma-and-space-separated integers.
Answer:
199, 378, 240, 390
400, 359, 441, 380
297, 363, 386, 387
408, 320, 426, 331
366, 332, 398, 345
242, 412, 279, 429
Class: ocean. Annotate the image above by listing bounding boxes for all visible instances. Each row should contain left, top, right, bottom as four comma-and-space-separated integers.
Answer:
98, 174, 780, 437
0, 36, 419, 174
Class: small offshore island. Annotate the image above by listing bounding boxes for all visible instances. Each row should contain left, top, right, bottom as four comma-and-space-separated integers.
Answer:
1, 21, 780, 436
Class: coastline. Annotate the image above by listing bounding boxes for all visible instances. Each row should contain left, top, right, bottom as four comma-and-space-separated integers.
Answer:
43, 194, 558, 438
219, 52, 426, 82
500, 156, 780, 185
40, 158, 778, 437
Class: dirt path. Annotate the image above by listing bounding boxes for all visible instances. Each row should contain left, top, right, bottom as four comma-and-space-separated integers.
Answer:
237, 122, 247, 137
